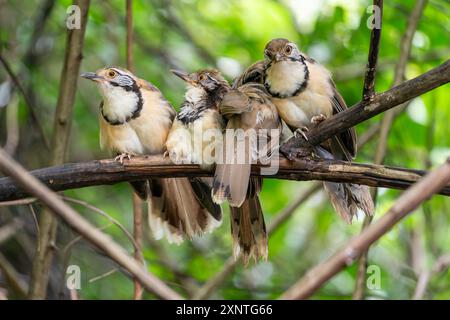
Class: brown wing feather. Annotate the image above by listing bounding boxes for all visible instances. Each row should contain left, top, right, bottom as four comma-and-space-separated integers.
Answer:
329, 80, 357, 160
232, 60, 265, 88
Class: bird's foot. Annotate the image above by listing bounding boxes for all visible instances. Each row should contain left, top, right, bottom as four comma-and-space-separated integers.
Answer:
114, 152, 132, 164
294, 127, 309, 141
163, 150, 169, 158
311, 114, 327, 125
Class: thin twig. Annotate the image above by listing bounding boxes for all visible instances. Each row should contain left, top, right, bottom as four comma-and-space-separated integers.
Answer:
0, 53, 50, 149
413, 253, 450, 299
353, 0, 428, 299
125, 0, 144, 300
89, 268, 118, 283
28, 204, 41, 252
3, 95, 19, 155
0, 148, 183, 299
362, 0, 383, 101
62, 196, 138, 250
280, 157, 450, 300
0, 252, 28, 298
0, 219, 23, 245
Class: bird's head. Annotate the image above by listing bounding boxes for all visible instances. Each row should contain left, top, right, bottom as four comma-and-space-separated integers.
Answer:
264, 38, 302, 63
81, 67, 143, 124
171, 69, 229, 93
81, 67, 139, 97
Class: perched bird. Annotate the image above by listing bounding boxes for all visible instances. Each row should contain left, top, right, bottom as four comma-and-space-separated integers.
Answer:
166, 69, 228, 169
261, 38, 374, 222
214, 81, 281, 263
167, 69, 279, 263
81, 67, 221, 243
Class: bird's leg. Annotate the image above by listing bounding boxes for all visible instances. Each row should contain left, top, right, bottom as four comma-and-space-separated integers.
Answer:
293, 126, 309, 141
311, 113, 327, 125
114, 152, 132, 164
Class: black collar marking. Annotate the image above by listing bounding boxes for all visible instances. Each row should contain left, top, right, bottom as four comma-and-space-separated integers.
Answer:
264, 56, 310, 99
177, 86, 228, 125
100, 81, 143, 126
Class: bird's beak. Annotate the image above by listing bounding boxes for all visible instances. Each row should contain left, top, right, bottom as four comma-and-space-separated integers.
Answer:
171, 69, 192, 84
80, 72, 104, 82
274, 53, 283, 62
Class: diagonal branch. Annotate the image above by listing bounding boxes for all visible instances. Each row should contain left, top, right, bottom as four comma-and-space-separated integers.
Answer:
192, 183, 321, 300
0, 148, 183, 300
354, 0, 428, 300
0, 156, 450, 202
280, 157, 450, 300
281, 59, 450, 154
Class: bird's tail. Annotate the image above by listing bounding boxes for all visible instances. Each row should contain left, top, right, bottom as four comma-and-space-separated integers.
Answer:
230, 195, 268, 265
212, 127, 254, 207
314, 145, 374, 223
136, 178, 222, 244
323, 181, 374, 223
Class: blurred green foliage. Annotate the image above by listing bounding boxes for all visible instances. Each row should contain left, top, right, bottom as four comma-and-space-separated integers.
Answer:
0, 0, 449, 299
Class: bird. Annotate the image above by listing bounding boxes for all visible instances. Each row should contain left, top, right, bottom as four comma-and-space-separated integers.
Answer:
80, 66, 221, 244
261, 38, 374, 223
166, 68, 280, 263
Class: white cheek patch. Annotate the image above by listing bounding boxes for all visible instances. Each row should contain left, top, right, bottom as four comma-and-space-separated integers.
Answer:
185, 85, 205, 105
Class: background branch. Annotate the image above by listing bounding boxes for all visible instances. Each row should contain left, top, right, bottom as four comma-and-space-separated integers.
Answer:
281, 59, 450, 154
0, 53, 50, 149
28, 0, 90, 299
362, 0, 383, 101
280, 157, 450, 299
0, 148, 183, 299
353, 0, 428, 300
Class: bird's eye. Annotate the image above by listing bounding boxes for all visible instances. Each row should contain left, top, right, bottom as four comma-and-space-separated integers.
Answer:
285, 45, 292, 54
199, 74, 207, 81
107, 70, 116, 78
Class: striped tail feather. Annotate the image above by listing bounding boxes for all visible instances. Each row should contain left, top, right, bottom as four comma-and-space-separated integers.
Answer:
147, 178, 222, 244
230, 196, 268, 265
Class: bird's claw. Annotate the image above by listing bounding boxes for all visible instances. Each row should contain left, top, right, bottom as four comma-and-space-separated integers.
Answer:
311, 114, 327, 124
294, 127, 309, 141
163, 150, 169, 158
114, 153, 132, 164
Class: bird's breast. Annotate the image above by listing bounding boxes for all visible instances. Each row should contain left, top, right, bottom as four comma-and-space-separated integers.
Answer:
265, 61, 307, 98
273, 90, 333, 128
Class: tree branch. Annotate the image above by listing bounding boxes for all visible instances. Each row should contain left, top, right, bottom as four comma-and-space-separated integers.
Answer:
28, 0, 90, 299
281, 59, 450, 154
280, 157, 450, 300
192, 183, 321, 300
0, 53, 50, 149
354, 0, 428, 299
0, 156, 449, 202
362, 0, 383, 101
0, 148, 183, 299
